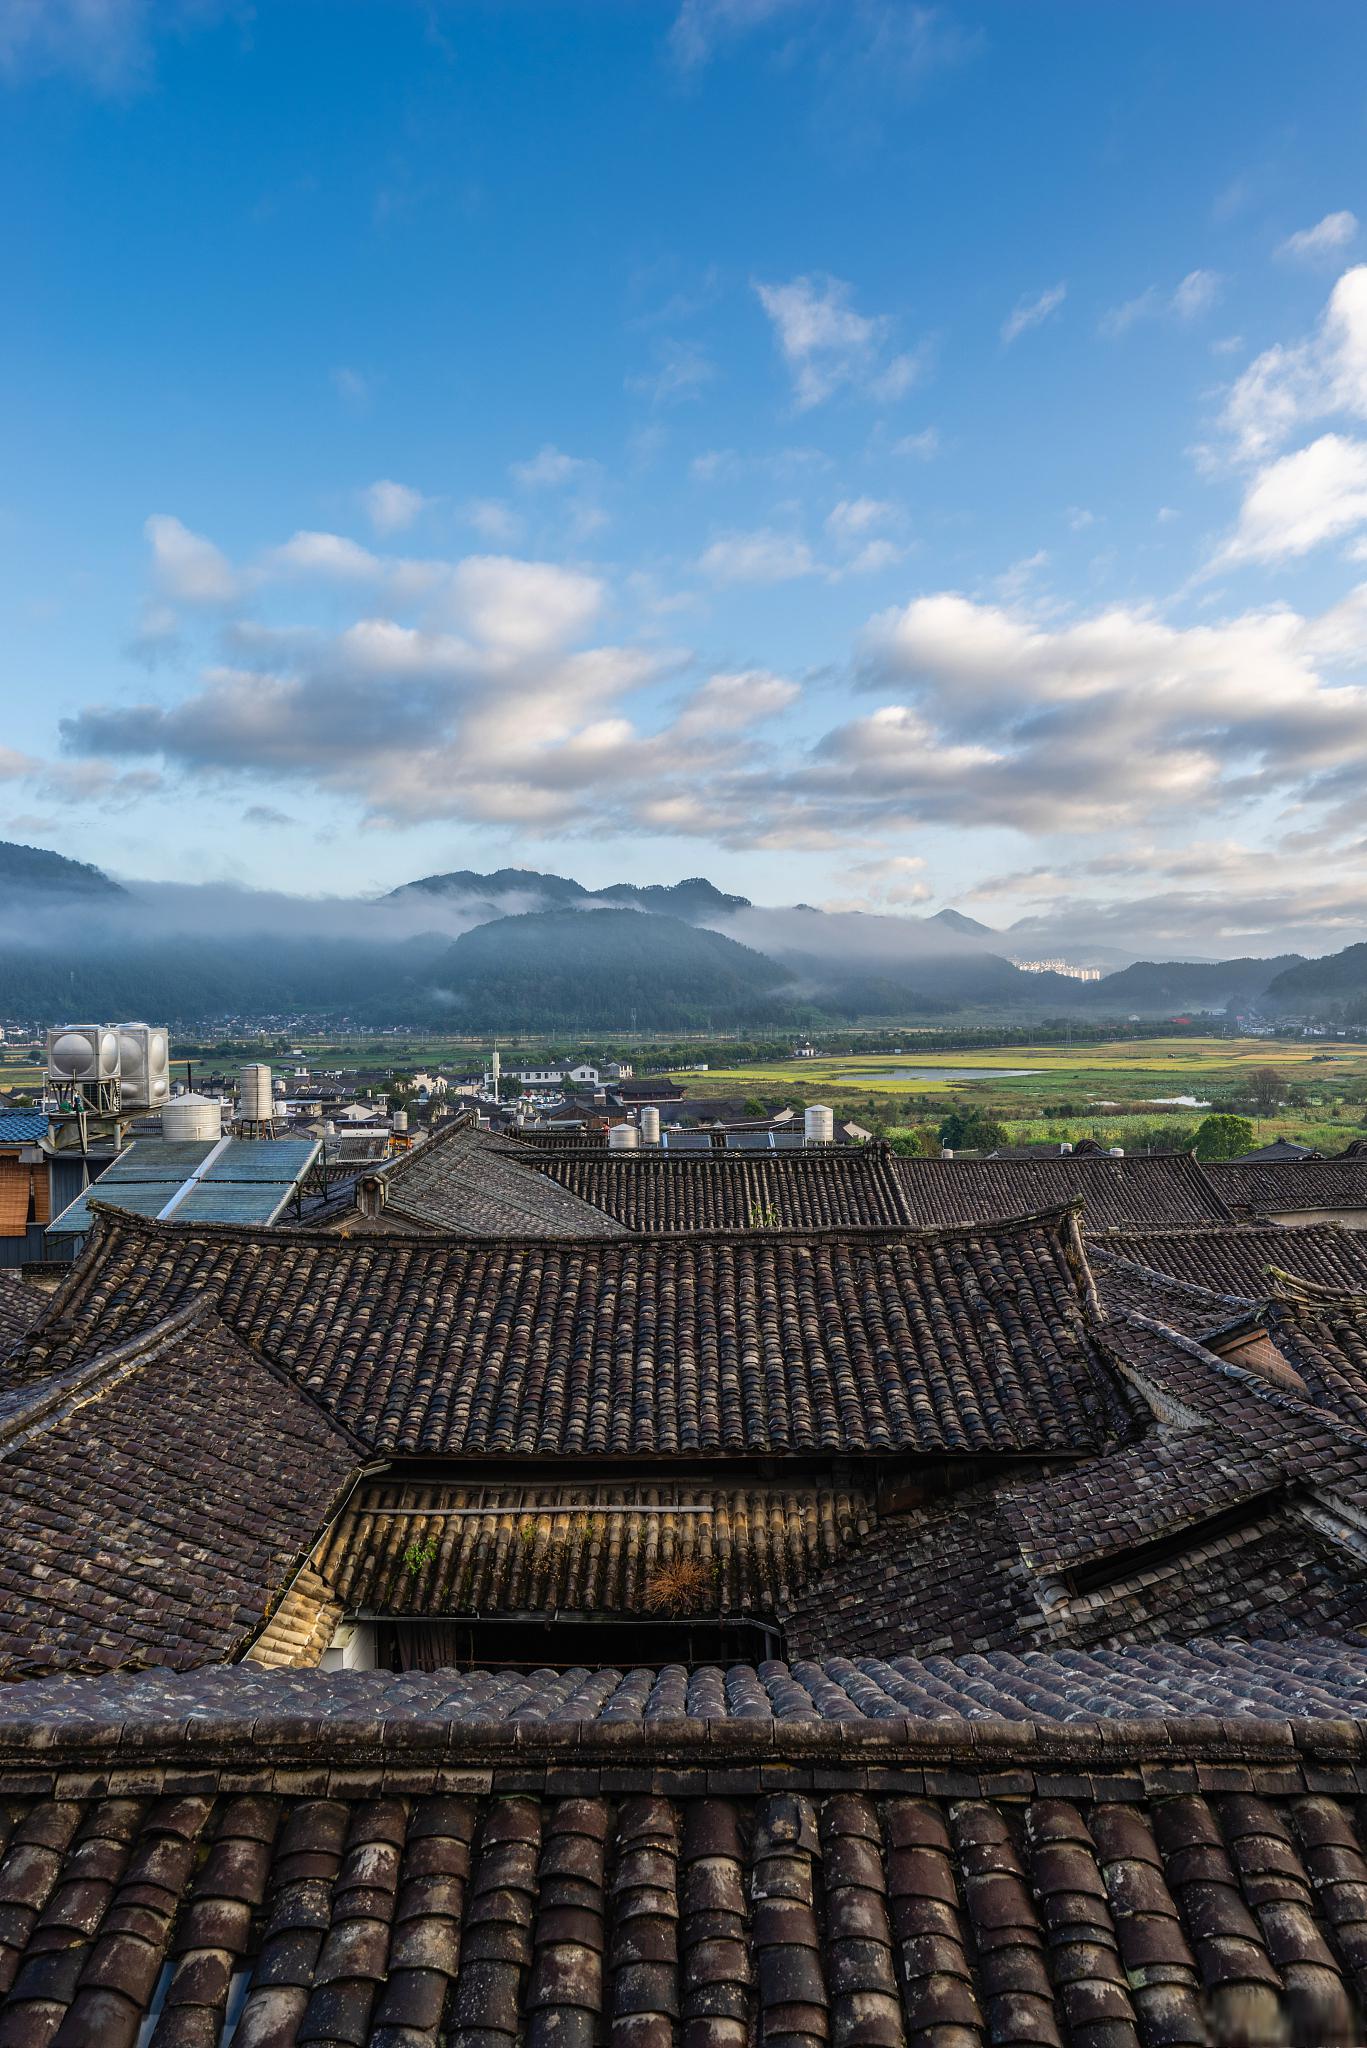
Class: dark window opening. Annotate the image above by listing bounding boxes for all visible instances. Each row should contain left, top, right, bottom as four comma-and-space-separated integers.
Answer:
375, 1614, 782, 1671
1066, 1493, 1277, 1598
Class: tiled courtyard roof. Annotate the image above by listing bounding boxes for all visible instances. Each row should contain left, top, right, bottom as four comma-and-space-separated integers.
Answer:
317, 1479, 875, 1620
13, 1204, 1130, 1458
524, 1145, 1235, 1231
1, 1656, 1367, 2048
1207, 1156, 1367, 1215
526, 1145, 918, 1230
0, 1300, 359, 1678
1092, 1221, 1367, 1295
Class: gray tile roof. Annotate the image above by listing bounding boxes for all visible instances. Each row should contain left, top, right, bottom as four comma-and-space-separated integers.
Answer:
0, 1299, 359, 1677
12, 1203, 1132, 1459
368, 1120, 627, 1237
0, 1655, 1366, 2046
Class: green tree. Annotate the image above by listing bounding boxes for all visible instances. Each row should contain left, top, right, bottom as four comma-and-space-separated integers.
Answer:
1247, 1066, 1286, 1115
891, 1124, 941, 1158
1192, 1113, 1255, 1161
937, 1107, 1009, 1152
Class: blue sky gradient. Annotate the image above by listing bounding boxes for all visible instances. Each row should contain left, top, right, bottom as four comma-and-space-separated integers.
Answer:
3, 0, 1367, 955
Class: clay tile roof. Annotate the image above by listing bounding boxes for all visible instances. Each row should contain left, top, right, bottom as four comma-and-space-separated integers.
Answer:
1089, 1246, 1259, 1341
0, 1651, 1365, 2041
0, 1271, 44, 1357
368, 1120, 628, 1238
526, 1144, 918, 1230
525, 1145, 1234, 1232
0, 1299, 360, 1678
1207, 1156, 1367, 1215
998, 1426, 1289, 1583
316, 1478, 877, 1620
10, 1203, 1130, 1459
0, 1638, 1363, 1736
1093, 1221, 1367, 1295
1263, 1280, 1367, 1432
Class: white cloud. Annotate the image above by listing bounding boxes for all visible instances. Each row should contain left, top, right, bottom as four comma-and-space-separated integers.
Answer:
0, 0, 219, 92
892, 427, 939, 459
1212, 432, 1367, 566
1101, 269, 1223, 338
447, 556, 604, 653
363, 480, 430, 536
268, 531, 385, 581
868, 345, 931, 400
668, 0, 798, 69
145, 514, 238, 605
825, 497, 895, 542
840, 539, 905, 576
1277, 211, 1358, 264
698, 528, 817, 583
674, 669, 799, 736
463, 498, 524, 543
331, 366, 372, 407
1223, 265, 1367, 461
755, 273, 917, 409
628, 340, 716, 405
1000, 282, 1066, 347
826, 854, 932, 911
511, 444, 591, 488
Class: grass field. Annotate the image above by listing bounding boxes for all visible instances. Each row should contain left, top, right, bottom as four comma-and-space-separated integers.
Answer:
668, 1037, 1367, 1150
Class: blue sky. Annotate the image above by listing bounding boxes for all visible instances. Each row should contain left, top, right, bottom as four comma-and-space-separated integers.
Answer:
4, 0, 1367, 955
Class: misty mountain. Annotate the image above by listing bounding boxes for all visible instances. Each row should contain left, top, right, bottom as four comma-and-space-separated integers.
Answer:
389, 867, 751, 923
930, 907, 997, 938
1080, 955, 1303, 1015
428, 908, 797, 1030
1265, 944, 1367, 1014
0, 841, 125, 898
1, 836, 1364, 1032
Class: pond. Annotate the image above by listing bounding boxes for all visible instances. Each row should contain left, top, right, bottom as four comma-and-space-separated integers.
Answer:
836, 1066, 1041, 1084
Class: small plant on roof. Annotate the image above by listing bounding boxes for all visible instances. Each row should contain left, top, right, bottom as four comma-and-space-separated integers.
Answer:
747, 1201, 781, 1230
644, 1556, 718, 1616
403, 1535, 438, 1576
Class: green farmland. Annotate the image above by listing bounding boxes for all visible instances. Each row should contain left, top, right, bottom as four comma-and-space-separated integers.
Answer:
669, 1037, 1367, 1152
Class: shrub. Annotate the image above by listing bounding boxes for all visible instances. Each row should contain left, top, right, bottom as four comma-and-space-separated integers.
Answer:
643, 1557, 718, 1615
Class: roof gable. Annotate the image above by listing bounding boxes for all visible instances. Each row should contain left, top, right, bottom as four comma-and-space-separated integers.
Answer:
0, 1299, 359, 1676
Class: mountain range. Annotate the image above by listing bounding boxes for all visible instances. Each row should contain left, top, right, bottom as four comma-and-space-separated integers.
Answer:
1, 839, 1364, 1030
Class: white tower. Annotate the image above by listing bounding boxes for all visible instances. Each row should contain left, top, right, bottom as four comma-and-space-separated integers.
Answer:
491, 1044, 501, 1096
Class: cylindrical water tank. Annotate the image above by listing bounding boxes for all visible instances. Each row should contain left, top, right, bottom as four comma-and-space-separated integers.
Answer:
609, 1122, 640, 1151
237, 1064, 273, 1121
1109, 1146, 1124, 1156
804, 1103, 834, 1145
941, 1147, 954, 1160
639, 1105, 661, 1145
392, 1108, 408, 1132
1058, 1141, 1073, 1155
162, 1093, 221, 1142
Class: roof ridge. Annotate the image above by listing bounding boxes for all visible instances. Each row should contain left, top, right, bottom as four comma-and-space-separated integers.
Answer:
1263, 1268, 1367, 1308
81, 1192, 1089, 1252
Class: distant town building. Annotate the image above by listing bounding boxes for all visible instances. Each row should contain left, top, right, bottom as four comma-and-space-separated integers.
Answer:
1011, 957, 1103, 980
